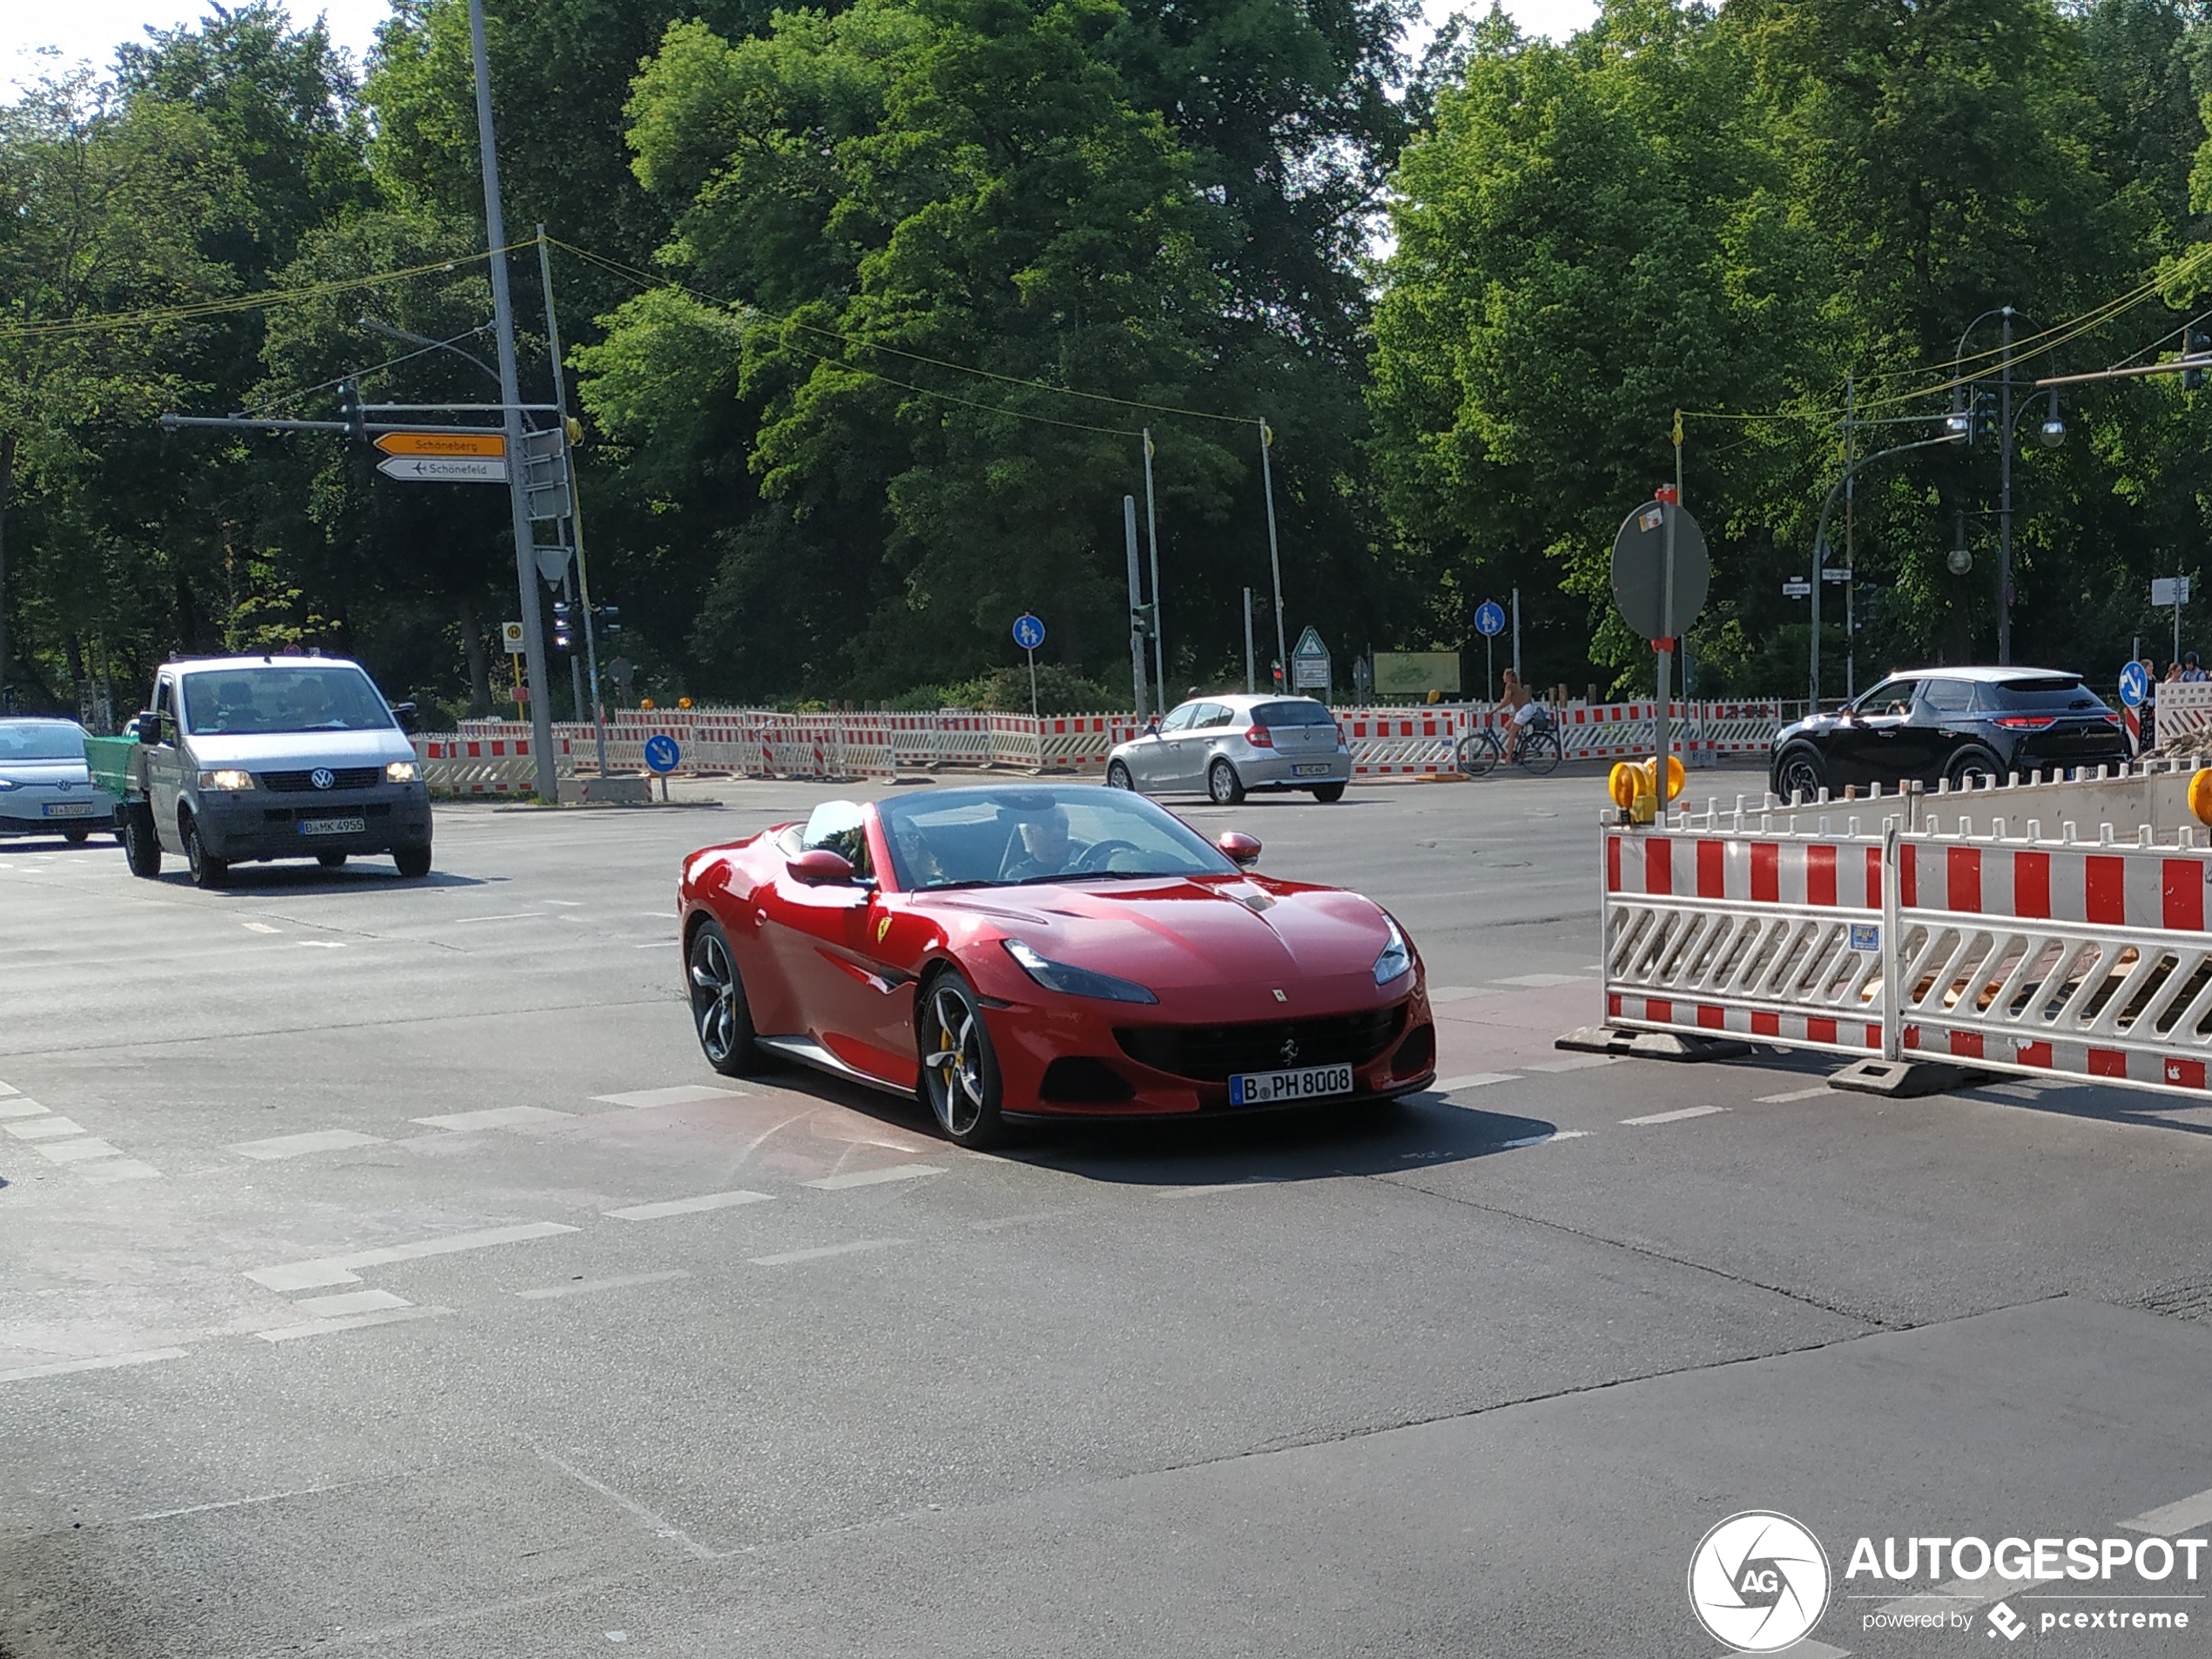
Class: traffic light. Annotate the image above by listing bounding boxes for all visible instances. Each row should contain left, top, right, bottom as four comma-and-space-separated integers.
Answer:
1969, 388, 1998, 444
2187, 330, 2210, 392
1130, 603, 1157, 639
551, 601, 572, 651
595, 604, 621, 638
338, 379, 365, 443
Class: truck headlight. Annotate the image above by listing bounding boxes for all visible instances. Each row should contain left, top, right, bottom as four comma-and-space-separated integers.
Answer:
386, 760, 420, 783
198, 769, 254, 792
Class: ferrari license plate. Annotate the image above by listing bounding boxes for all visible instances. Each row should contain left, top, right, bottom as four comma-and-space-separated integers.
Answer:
300, 816, 365, 836
42, 802, 96, 818
1229, 1063, 1353, 1106
1291, 764, 1332, 777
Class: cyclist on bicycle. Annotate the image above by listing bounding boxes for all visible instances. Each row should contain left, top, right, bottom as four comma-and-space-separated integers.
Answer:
1500, 667, 1539, 761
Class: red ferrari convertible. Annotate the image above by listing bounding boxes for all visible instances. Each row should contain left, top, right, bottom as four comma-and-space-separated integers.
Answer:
677, 784, 1437, 1146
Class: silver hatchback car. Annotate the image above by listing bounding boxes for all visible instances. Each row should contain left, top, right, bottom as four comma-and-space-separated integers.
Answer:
1105, 694, 1352, 803
0, 718, 118, 844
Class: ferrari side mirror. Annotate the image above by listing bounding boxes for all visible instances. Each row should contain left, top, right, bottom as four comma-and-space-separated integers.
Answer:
787, 847, 857, 886
1217, 831, 1262, 867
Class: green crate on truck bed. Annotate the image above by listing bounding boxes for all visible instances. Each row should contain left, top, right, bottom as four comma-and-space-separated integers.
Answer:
83, 735, 138, 801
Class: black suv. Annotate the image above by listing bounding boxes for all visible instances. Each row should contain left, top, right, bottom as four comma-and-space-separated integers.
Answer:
1770, 667, 2127, 798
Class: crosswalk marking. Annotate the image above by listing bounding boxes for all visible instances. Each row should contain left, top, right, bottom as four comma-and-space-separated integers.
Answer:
410, 1106, 572, 1132
230, 1130, 385, 1161
1622, 1105, 1727, 1126
749, 1238, 906, 1266
2123, 1483, 2212, 1534
604, 1190, 772, 1221
802, 1163, 944, 1190
0, 1348, 188, 1385
254, 1306, 451, 1343
246, 1221, 580, 1291
5, 1116, 87, 1140
590, 1084, 748, 1109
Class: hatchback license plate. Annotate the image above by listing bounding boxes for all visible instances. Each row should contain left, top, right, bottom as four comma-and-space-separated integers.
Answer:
1291, 763, 1332, 777
42, 802, 96, 818
300, 816, 365, 836
1228, 1063, 1354, 1106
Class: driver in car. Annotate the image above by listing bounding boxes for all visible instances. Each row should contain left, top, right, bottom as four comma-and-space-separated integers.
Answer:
1000, 805, 1078, 882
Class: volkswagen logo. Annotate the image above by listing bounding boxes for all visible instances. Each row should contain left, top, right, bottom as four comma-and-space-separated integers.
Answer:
55, 779, 71, 792
1278, 1037, 1299, 1066
310, 767, 335, 791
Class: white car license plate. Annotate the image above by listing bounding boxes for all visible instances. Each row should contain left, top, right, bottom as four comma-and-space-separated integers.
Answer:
1228, 1063, 1353, 1106
300, 816, 365, 836
42, 802, 96, 818
1291, 763, 1332, 777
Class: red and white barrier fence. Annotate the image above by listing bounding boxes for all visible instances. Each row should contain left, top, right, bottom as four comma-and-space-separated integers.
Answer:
1603, 805, 2212, 1101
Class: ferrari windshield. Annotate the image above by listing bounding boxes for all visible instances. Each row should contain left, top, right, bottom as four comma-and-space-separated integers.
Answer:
182, 665, 395, 735
880, 785, 1238, 890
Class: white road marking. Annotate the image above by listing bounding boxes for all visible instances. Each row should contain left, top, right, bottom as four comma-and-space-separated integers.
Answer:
750, 1238, 906, 1266
246, 1221, 580, 1291
969, 1211, 1073, 1231
0, 1081, 16, 1096
591, 1084, 748, 1109
1493, 973, 1591, 988
1430, 1073, 1515, 1093
447, 912, 543, 925
255, 1306, 451, 1343
230, 1129, 385, 1161
1159, 1179, 1283, 1199
543, 900, 583, 907
1756, 1087, 1832, 1103
78, 1160, 162, 1184
292, 1290, 411, 1318
802, 1163, 945, 1190
533, 1446, 717, 1561
122, 1481, 359, 1524
1497, 1130, 1590, 1150
2124, 1484, 2212, 1534
5, 1116, 87, 1140
35, 1137, 123, 1163
604, 1190, 772, 1221
1622, 1105, 1729, 1126
1527, 1055, 1621, 1074
293, 941, 346, 949
242, 921, 280, 934
632, 941, 671, 950
411, 1106, 573, 1132
0, 1098, 47, 1119
516, 1270, 691, 1300
0, 1348, 187, 1384
1785, 1644, 1850, 1659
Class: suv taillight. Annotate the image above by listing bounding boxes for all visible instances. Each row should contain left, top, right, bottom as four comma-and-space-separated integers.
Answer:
1244, 725, 1274, 748
1993, 715, 2056, 730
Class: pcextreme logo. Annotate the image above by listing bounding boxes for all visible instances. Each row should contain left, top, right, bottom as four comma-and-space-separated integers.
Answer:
1688, 1511, 1832, 1653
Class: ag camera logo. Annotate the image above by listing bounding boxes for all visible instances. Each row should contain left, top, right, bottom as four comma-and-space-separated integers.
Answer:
1689, 1511, 1831, 1652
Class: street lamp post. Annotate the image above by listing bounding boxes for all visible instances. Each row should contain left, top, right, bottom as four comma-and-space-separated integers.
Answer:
1949, 307, 2068, 665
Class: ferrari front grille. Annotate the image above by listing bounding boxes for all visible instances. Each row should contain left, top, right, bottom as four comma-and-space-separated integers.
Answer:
1114, 1003, 1408, 1082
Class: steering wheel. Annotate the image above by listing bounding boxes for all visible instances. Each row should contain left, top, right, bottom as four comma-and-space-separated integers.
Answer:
1072, 839, 1140, 873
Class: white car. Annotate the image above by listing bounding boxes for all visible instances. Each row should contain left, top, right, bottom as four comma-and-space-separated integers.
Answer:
0, 719, 118, 845
1104, 694, 1352, 804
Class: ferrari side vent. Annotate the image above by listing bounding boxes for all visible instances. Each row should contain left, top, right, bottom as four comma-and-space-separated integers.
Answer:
1039, 1056, 1136, 1103
1115, 1004, 1408, 1082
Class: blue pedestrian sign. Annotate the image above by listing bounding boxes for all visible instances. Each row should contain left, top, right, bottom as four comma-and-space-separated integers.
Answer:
1012, 612, 1046, 651
2120, 659, 2148, 710
1474, 600, 1507, 638
643, 734, 682, 775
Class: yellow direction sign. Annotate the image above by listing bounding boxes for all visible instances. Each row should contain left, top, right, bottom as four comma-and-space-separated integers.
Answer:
374, 430, 507, 459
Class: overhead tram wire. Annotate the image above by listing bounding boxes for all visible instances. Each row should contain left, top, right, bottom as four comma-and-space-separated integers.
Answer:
545, 236, 1252, 432
246, 327, 501, 420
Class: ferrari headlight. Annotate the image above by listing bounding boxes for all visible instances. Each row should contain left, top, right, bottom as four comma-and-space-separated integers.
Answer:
386, 759, 419, 784
198, 769, 254, 792
1003, 939, 1157, 1004
1373, 915, 1413, 985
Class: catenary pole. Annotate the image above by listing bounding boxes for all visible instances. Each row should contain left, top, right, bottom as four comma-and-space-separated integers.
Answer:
536, 228, 607, 779
1143, 429, 1163, 711
1259, 418, 1288, 685
1124, 496, 1146, 718
1999, 307, 2014, 665
1243, 588, 1256, 694
467, 0, 555, 801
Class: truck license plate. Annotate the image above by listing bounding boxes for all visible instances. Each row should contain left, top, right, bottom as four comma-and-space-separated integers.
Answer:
1228, 1063, 1353, 1106
1291, 763, 1332, 777
42, 802, 96, 818
300, 816, 365, 836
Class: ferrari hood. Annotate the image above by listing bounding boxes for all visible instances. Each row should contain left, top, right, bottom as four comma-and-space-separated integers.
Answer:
917, 877, 1399, 992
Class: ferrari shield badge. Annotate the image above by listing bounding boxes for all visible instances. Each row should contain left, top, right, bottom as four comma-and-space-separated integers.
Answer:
876, 915, 894, 944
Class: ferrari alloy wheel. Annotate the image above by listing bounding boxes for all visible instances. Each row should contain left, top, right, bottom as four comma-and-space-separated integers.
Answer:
919, 970, 1008, 1149
1207, 759, 1245, 805
687, 919, 761, 1076
1106, 760, 1134, 791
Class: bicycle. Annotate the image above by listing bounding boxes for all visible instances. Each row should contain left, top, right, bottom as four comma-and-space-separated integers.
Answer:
1456, 709, 1563, 777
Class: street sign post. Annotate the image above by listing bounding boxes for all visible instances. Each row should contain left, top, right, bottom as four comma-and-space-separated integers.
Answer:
501, 621, 527, 655
2155, 577, 2192, 666
377, 455, 508, 483
1474, 599, 1506, 699
1012, 613, 1046, 718
1783, 577, 1812, 599
1291, 625, 1331, 695
1612, 488, 1709, 813
2120, 658, 2149, 755
1821, 567, 1850, 583
644, 732, 681, 800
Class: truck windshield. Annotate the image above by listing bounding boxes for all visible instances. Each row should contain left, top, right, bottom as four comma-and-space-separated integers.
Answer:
182, 666, 395, 735
0, 720, 86, 761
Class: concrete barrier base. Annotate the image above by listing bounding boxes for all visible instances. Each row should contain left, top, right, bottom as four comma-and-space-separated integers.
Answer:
1555, 1026, 1752, 1062
1830, 1056, 1989, 1098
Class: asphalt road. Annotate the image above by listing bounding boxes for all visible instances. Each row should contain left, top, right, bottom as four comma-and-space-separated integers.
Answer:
5, 768, 2212, 1658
